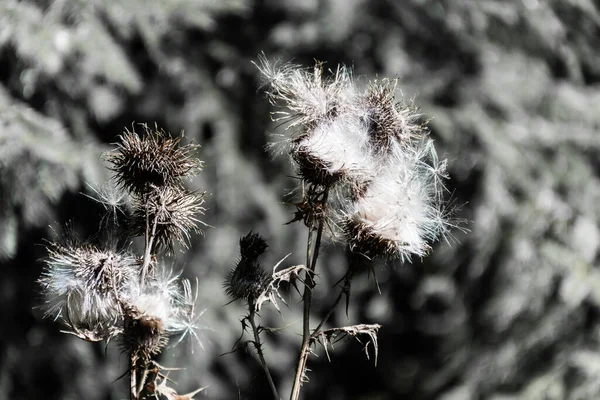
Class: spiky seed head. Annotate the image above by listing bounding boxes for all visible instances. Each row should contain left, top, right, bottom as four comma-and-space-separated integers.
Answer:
129, 186, 206, 254
255, 56, 354, 134
105, 124, 203, 195
224, 232, 271, 302
239, 231, 268, 260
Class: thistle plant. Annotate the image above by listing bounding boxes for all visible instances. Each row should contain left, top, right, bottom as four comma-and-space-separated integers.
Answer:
223, 57, 458, 400
38, 124, 207, 400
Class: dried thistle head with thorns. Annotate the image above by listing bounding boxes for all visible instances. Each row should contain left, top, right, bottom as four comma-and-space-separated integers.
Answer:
105, 123, 203, 195
38, 123, 208, 399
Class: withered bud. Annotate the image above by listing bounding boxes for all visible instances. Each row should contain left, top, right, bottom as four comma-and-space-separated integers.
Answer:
129, 186, 206, 254
122, 305, 168, 362
224, 232, 270, 302
105, 124, 202, 195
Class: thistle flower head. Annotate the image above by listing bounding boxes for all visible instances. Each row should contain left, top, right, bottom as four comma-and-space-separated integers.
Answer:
105, 124, 202, 195
129, 186, 207, 254
258, 57, 458, 260
38, 240, 137, 335
291, 115, 374, 186
122, 305, 168, 362
224, 232, 271, 302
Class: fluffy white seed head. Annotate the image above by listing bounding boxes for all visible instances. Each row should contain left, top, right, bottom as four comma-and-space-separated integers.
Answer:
39, 242, 137, 331
257, 56, 458, 260
341, 139, 451, 260
255, 55, 358, 133
292, 114, 375, 186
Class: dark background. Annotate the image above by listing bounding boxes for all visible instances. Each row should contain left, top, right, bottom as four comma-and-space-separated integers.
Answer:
1, 1, 600, 399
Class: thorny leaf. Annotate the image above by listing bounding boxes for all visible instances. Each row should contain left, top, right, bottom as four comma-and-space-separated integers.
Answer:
254, 254, 309, 312
312, 324, 382, 365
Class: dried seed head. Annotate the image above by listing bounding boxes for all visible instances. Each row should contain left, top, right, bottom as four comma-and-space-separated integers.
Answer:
38, 241, 137, 332
105, 124, 202, 195
122, 305, 168, 362
129, 186, 206, 254
290, 116, 373, 187
224, 232, 271, 302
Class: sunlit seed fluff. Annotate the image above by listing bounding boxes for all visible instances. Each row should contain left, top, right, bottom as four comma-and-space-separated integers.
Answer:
224, 232, 271, 302
105, 124, 203, 195
256, 55, 358, 139
121, 270, 203, 358
291, 115, 374, 186
129, 186, 206, 254
341, 140, 450, 261
38, 242, 137, 329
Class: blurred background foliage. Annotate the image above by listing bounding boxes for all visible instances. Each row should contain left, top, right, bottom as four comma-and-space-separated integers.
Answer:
1, 0, 600, 399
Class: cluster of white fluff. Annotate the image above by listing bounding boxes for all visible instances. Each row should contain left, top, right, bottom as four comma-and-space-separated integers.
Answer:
39, 240, 202, 347
257, 57, 452, 260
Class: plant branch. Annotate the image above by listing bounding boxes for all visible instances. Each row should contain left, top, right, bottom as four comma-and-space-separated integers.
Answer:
248, 300, 279, 399
311, 253, 363, 337
130, 356, 138, 400
140, 199, 158, 288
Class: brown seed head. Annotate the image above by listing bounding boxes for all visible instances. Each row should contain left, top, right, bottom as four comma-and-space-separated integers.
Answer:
122, 305, 168, 362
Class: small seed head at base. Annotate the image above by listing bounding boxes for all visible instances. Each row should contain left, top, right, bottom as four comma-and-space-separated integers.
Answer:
105, 123, 202, 195
122, 305, 168, 362
224, 232, 271, 302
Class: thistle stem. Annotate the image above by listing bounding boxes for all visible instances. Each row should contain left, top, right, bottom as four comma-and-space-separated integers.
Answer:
290, 187, 329, 400
130, 356, 138, 400
248, 301, 279, 399
140, 201, 158, 288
